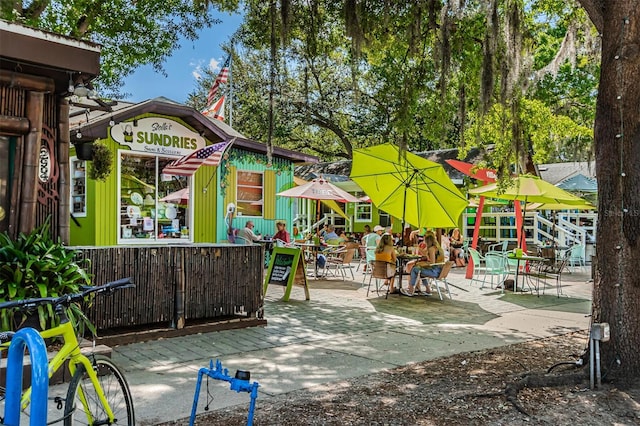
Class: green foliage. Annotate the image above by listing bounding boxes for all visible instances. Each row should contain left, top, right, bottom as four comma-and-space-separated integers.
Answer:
88, 141, 113, 181
0, 220, 92, 331
0, 0, 230, 94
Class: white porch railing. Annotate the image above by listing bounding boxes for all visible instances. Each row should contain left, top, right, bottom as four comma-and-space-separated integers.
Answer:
462, 211, 597, 249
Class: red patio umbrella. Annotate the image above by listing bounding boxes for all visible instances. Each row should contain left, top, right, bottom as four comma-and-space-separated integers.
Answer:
445, 159, 500, 278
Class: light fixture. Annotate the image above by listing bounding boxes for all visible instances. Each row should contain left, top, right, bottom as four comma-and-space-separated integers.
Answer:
68, 75, 74, 94
73, 83, 90, 97
109, 116, 115, 127
76, 131, 82, 139
133, 119, 138, 127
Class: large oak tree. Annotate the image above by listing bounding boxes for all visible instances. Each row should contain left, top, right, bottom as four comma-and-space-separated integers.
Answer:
578, 0, 640, 379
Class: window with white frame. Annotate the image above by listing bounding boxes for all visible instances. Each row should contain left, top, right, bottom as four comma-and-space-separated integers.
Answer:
236, 170, 263, 217
355, 202, 372, 222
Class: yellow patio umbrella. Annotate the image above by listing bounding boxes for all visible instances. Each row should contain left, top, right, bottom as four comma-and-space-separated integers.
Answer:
469, 174, 589, 247
350, 143, 468, 229
525, 201, 596, 211
469, 174, 588, 205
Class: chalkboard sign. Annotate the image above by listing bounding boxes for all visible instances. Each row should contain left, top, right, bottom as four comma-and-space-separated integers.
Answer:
264, 247, 309, 301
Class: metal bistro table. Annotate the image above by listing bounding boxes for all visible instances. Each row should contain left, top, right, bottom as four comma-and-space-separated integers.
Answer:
507, 253, 548, 292
294, 241, 326, 278
395, 253, 421, 292
257, 239, 275, 268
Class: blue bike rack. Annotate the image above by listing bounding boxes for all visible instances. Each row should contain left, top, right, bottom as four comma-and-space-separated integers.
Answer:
189, 359, 260, 426
3, 327, 49, 426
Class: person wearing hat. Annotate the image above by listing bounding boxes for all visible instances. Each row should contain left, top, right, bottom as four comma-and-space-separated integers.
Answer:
273, 221, 291, 243
362, 225, 384, 271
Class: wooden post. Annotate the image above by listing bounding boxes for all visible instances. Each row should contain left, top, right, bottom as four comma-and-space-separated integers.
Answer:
19, 91, 44, 235
58, 99, 70, 244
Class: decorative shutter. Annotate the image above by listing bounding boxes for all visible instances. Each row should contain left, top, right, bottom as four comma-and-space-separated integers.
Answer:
263, 170, 276, 219
224, 166, 237, 209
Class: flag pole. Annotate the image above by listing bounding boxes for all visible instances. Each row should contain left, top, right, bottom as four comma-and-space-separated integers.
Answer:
228, 54, 233, 127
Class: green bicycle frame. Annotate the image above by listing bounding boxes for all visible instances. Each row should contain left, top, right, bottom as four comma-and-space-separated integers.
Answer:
2, 317, 116, 423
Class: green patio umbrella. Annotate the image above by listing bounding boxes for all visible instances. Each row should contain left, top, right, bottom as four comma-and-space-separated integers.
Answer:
350, 144, 468, 230
469, 174, 588, 247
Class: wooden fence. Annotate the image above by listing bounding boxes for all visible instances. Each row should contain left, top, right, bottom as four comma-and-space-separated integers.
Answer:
72, 244, 264, 333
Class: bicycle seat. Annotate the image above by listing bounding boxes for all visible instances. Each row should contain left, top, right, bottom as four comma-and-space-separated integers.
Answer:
0, 331, 15, 344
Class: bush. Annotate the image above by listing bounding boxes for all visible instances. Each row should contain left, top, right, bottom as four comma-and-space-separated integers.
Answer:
0, 220, 92, 330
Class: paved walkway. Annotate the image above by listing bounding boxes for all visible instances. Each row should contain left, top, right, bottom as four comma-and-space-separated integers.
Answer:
111, 264, 593, 425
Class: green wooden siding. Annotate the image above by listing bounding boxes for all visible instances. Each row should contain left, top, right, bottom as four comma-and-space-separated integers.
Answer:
217, 153, 295, 241
192, 164, 218, 242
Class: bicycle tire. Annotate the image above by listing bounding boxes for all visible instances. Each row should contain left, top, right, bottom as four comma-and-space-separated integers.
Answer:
64, 355, 135, 425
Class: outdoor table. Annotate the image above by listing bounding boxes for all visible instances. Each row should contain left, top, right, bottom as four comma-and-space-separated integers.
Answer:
507, 254, 548, 292
257, 239, 275, 268
396, 253, 421, 291
294, 242, 327, 278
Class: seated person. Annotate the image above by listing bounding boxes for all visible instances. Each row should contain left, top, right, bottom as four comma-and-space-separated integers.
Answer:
401, 235, 444, 297
273, 221, 291, 244
323, 224, 343, 245
404, 242, 428, 273
449, 228, 466, 267
292, 226, 305, 241
439, 228, 451, 261
237, 220, 261, 243
374, 234, 398, 294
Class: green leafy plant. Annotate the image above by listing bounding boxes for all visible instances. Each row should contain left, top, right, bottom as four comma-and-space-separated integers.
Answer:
88, 141, 113, 181
0, 220, 93, 333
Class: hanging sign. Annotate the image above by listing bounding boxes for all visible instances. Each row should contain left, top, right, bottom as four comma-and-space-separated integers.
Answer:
38, 145, 52, 183
263, 247, 309, 301
110, 117, 206, 157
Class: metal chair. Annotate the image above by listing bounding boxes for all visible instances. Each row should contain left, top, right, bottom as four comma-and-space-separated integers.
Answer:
425, 261, 454, 300
325, 247, 356, 280
367, 260, 395, 297
567, 244, 586, 272
536, 252, 569, 297
468, 247, 489, 286
487, 240, 508, 254
484, 253, 508, 290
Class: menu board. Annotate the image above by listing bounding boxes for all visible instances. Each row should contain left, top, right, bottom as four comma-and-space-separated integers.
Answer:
263, 247, 309, 301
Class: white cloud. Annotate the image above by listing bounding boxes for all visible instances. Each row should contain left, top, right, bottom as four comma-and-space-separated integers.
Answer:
209, 58, 220, 71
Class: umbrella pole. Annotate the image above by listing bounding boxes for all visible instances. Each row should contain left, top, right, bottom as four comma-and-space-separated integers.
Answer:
402, 185, 408, 247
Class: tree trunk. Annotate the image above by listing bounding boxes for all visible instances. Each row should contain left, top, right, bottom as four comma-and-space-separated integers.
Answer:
592, 3, 640, 379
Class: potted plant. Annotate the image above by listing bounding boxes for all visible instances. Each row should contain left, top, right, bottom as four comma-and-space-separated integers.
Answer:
88, 140, 113, 181
75, 142, 94, 161
0, 219, 93, 332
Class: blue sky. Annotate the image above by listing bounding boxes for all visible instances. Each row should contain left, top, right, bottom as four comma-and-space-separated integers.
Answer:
121, 11, 244, 104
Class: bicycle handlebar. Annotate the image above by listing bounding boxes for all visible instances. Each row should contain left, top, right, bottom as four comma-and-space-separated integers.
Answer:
0, 278, 135, 311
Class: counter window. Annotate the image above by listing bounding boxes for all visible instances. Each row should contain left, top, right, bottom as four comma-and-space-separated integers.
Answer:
119, 153, 190, 242
236, 170, 263, 217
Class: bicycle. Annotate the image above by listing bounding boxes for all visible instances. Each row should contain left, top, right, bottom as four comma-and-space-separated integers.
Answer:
0, 278, 136, 425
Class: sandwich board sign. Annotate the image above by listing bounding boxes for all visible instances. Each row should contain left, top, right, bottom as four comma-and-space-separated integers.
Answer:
263, 246, 309, 301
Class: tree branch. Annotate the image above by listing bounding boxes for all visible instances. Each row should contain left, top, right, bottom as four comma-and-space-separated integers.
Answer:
577, 0, 604, 34
22, 0, 49, 20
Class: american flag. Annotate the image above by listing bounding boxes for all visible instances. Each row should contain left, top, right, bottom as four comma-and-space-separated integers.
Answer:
206, 55, 231, 106
162, 141, 230, 176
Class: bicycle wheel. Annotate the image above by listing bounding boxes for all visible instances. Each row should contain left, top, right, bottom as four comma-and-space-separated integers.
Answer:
64, 355, 135, 425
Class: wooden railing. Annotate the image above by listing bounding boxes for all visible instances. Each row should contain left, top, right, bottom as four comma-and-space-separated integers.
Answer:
71, 244, 264, 333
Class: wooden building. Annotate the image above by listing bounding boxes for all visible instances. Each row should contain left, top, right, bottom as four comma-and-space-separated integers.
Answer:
0, 19, 101, 242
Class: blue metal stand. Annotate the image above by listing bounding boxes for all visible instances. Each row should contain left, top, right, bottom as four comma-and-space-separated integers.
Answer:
189, 359, 260, 426
3, 328, 49, 426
